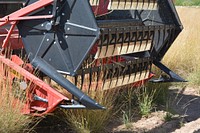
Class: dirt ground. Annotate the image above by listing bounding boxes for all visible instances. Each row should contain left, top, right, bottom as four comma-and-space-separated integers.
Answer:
111, 86, 200, 133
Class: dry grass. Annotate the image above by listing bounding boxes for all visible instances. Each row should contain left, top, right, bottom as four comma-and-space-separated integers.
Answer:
0, 73, 32, 133
63, 89, 119, 133
0, 58, 40, 133
163, 7, 200, 85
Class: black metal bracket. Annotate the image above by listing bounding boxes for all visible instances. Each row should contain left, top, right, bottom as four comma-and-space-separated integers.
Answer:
150, 60, 187, 83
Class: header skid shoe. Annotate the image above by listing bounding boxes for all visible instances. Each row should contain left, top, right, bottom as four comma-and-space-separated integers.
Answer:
17, 0, 103, 109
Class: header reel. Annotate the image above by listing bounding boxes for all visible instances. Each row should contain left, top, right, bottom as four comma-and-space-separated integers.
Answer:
0, 0, 183, 115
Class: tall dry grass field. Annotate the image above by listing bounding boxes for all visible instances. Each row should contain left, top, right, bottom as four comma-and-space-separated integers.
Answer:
163, 7, 200, 85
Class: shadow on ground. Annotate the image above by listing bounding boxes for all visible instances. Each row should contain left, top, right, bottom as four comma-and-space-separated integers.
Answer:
146, 87, 200, 133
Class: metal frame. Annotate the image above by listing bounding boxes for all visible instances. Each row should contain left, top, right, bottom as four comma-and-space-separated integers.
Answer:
0, 55, 68, 116
0, 0, 54, 49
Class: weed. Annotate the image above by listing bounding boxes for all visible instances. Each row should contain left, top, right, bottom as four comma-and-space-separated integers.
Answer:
164, 100, 174, 122
119, 87, 137, 121
122, 110, 132, 128
164, 112, 173, 122
136, 86, 156, 116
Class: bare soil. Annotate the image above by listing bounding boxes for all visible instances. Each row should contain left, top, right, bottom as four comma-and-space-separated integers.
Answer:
111, 85, 200, 133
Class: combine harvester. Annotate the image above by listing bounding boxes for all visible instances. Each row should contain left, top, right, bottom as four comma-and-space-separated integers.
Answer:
0, 0, 184, 116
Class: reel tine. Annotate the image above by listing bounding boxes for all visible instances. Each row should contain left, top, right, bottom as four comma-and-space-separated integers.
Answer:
105, 29, 111, 57
142, 58, 146, 79
134, 27, 139, 52
166, 26, 172, 49
80, 69, 85, 91
126, 27, 131, 54
102, 65, 108, 90
169, 26, 175, 44
156, 26, 161, 51
128, 60, 133, 83
131, 27, 137, 53
162, 25, 166, 49
87, 67, 93, 93
98, 32, 104, 59
171, 26, 176, 44
165, 25, 175, 52
139, 59, 143, 80
150, 26, 156, 53
119, 27, 125, 54
143, 58, 148, 79
95, 66, 101, 91
139, 27, 144, 51
95, 31, 104, 59
108, 61, 115, 89
133, 60, 137, 82
112, 28, 118, 55
74, 75, 78, 88
133, 59, 138, 83
115, 60, 120, 87
146, 58, 151, 77
116, 61, 122, 88
122, 61, 129, 86
144, 27, 150, 50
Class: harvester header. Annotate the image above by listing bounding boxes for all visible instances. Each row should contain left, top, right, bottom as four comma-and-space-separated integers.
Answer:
0, 0, 184, 115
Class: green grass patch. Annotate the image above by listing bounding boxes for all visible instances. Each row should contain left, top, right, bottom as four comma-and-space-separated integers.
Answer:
175, 0, 200, 6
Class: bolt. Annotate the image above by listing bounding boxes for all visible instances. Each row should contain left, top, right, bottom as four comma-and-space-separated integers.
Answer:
67, 28, 70, 30
20, 81, 27, 91
62, 13, 65, 16
47, 39, 49, 41
45, 22, 52, 31
60, 41, 62, 44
